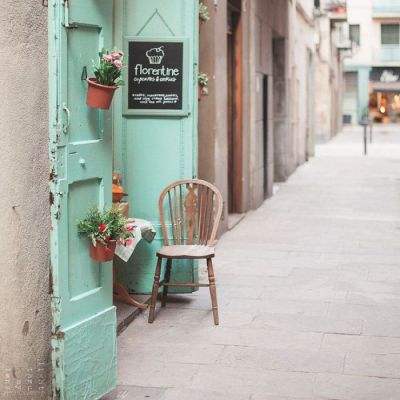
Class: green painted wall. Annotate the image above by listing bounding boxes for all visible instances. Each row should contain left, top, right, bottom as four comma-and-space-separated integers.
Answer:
50, 2, 199, 398
113, 0, 199, 293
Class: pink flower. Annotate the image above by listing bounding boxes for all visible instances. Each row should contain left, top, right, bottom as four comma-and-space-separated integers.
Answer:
125, 238, 134, 247
103, 54, 113, 63
126, 224, 135, 232
113, 60, 123, 69
111, 51, 123, 60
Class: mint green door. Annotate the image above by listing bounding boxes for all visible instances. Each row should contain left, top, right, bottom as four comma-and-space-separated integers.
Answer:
113, 0, 199, 293
49, 1, 116, 398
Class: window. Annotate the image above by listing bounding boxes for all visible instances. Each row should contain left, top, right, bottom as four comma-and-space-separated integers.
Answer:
349, 24, 360, 46
381, 24, 400, 46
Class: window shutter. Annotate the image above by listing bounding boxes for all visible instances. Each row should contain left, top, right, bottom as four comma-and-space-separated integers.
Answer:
381, 24, 400, 46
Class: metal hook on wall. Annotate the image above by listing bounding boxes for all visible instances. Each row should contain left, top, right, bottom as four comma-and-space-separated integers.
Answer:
81, 66, 88, 81
42, 0, 48, 7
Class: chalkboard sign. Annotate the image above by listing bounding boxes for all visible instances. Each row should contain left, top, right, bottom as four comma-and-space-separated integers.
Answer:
127, 40, 184, 112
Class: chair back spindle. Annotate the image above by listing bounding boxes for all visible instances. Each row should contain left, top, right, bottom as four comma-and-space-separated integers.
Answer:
159, 179, 223, 246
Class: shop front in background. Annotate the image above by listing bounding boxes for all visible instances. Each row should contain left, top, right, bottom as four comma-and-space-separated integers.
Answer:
369, 67, 400, 123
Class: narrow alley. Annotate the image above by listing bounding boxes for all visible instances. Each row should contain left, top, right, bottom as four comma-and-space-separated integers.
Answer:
110, 126, 400, 400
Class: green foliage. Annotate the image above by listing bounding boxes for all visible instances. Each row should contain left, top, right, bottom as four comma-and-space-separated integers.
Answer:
92, 49, 125, 87
77, 207, 133, 246
198, 72, 209, 96
198, 72, 209, 87
199, 2, 210, 22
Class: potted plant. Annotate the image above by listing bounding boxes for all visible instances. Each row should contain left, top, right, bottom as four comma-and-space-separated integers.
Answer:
77, 207, 134, 262
199, 2, 210, 23
86, 49, 125, 110
198, 72, 209, 100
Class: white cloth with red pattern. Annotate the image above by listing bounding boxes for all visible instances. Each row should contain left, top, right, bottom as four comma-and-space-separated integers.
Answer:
115, 218, 155, 262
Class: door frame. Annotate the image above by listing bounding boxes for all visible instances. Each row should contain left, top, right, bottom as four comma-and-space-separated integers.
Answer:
263, 74, 269, 199
227, 1, 243, 214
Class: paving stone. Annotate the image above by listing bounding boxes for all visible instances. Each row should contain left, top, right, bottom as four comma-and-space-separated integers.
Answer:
163, 388, 251, 400
252, 312, 363, 335
190, 365, 316, 398
217, 345, 344, 374
362, 316, 400, 338
314, 373, 400, 400
118, 361, 199, 388
224, 298, 329, 317
118, 342, 225, 365
346, 290, 400, 307
321, 334, 400, 355
367, 264, 400, 283
327, 302, 400, 322
344, 352, 400, 379
102, 386, 166, 400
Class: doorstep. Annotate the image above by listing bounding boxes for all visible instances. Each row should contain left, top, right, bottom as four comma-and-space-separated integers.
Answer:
115, 296, 151, 335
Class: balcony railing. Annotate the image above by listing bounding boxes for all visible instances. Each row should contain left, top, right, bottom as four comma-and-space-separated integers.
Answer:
380, 45, 400, 61
373, 0, 400, 17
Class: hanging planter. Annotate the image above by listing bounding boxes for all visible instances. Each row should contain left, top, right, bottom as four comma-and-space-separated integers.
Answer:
77, 207, 134, 263
86, 79, 118, 110
89, 240, 117, 262
86, 49, 125, 110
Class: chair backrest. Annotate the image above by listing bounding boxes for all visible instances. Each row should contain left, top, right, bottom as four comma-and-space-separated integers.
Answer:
159, 179, 223, 246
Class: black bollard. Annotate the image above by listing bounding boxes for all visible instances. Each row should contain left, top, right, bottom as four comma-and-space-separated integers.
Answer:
360, 117, 369, 156
363, 125, 367, 155
369, 122, 373, 143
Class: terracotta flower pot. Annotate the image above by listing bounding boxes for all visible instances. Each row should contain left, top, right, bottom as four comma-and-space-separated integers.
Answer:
86, 78, 118, 110
89, 240, 117, 262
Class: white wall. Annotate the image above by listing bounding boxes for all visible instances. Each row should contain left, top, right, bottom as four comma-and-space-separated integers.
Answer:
297, 0, 317, 19
345, 0, 372, 67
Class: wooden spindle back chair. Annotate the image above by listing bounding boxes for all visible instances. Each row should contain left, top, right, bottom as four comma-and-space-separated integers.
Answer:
148, 179, 223, 325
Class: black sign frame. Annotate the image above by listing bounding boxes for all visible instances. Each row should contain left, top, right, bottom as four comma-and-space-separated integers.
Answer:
123, 37, 190, 116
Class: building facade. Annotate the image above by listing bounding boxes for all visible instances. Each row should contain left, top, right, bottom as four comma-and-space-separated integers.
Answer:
313, 0, 349, 142
198, 0, 320, 232
343, 0, 400, 124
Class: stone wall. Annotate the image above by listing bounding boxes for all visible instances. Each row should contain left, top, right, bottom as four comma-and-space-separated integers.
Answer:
0, 1, 51, 398
248, 0, 289, 205
199, 0, 317, 224
198, 0, 229, 232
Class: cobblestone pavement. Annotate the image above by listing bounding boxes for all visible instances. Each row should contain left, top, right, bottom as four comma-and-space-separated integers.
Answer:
109, 125, 400, 399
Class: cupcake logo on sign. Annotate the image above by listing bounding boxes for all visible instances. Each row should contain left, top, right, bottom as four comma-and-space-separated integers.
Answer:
146, 46, 165, 64
128, 40, 184, 112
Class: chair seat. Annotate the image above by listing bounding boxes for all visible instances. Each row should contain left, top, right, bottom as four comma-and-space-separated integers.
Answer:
157, 245, 215, 259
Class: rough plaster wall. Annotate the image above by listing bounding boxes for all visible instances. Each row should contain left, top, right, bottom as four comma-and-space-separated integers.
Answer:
198, 0, 229, 233
297, 0, 316, 19
315, 62, 333, 141
315, 16, 333, 141
241, 1, 252, 212
273, 36, 290, 182
0, 1, 51, 398
293, 8, 316, 164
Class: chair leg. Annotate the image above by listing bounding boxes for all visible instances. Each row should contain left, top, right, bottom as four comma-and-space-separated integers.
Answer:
148, 256, 163, 323
161, 259, 172, 307
207, 258, 219, 325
